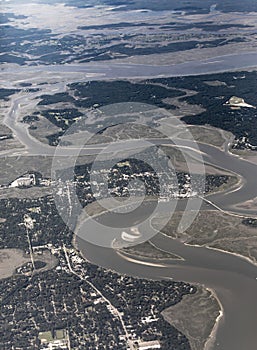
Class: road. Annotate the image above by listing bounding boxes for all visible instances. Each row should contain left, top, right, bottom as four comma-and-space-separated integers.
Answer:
3, 54, 257, 350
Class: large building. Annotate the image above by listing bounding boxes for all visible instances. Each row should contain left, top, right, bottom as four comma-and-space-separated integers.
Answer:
10, 174, 36, 188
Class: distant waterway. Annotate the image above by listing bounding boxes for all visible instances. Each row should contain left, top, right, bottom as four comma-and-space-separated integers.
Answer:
3, 51, 257, 80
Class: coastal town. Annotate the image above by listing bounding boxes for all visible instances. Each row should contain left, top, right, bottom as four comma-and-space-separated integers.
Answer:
0, 237, 195, 350
1, 0, 257, 348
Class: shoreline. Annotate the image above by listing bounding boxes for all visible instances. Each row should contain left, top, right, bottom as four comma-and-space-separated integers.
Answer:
160, 230, 257, 268
72, 234, 224, 350
186, 237, 257, 268
204, 288, 224, 350
116, 248, 183, 263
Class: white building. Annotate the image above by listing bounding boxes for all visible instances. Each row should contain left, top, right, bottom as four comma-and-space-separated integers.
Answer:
137, 340, 161, 349
10, 174, 36, 188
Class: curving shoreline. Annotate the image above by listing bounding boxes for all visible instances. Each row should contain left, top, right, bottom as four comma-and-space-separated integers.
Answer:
203, 288, 224, 350
74, 229, 257, 350
3, 56, 257, 349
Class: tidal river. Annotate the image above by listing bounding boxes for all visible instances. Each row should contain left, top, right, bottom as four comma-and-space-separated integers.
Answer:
76, 213, 257, 350
4, 53, 257, 349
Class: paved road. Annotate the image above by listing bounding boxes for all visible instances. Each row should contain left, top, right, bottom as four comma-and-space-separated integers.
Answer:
3, 54, 257, 350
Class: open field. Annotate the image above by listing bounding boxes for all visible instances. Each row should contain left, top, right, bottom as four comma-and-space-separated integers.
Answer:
0, 249, 29, 279
0, 249, 58, 280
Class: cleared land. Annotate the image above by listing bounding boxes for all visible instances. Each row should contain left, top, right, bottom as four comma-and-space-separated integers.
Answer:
0, 249, 58, 280
0, 249, 29, 279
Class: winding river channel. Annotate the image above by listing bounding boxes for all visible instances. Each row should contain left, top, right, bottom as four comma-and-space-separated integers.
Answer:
3, 52, 257, 349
